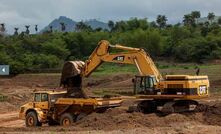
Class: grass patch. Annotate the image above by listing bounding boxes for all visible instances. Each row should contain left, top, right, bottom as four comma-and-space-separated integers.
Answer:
0, 94, 8, 102
91, 63, 137, 76
91, 62, 221, 75
92, 87, 134, 96
92, 90, 119, 97
18, 63, 221, 77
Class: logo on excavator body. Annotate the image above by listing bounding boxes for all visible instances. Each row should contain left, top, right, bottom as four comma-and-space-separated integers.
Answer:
199, 85, 207, 95
113, 56, 124, 61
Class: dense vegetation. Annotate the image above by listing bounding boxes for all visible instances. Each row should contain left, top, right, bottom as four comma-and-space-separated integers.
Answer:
0, 11, 221, 74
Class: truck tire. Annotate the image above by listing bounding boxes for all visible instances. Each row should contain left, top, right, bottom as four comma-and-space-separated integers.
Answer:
60, 113, 74, 126
25, 111, 42, 127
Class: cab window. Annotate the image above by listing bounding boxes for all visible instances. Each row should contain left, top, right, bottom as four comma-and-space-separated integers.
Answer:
41, 93, 48, 102
34, 93, 41, 102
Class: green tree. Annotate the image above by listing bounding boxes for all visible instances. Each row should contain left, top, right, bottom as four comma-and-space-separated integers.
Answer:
108, 20, 115, 31
183, 14, 194, 26
112, 21, 127, 32
138, 18, 149, 30
94, 27, 102, 32
75, 21, 93, 32
218, 17, 221, 25
127, 18, 140, 30
191, 11, 201, 24
149, 21, 158, 28
156, 15, 167, 29
201, 26, 209, 37
207, 12, 215, 24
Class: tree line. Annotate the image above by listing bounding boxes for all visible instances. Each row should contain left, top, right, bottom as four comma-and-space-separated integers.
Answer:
0, 11, 221, 74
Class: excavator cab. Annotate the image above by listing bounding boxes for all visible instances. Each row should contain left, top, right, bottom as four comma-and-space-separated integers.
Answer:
133, 75, 157, 95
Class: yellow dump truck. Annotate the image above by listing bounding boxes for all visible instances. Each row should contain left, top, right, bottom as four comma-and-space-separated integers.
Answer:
19, 91, 122, 127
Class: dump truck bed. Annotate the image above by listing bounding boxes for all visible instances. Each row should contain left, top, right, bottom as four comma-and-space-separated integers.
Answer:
55, 97, 122, 109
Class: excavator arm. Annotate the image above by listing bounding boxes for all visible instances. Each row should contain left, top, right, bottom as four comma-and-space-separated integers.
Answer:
82, 40, 162, 82
60, 40, 162, 95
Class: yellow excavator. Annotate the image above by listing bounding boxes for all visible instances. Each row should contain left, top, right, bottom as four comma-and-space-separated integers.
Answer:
61, 40, 209, 114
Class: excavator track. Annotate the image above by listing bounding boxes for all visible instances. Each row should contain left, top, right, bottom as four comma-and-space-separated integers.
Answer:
131, 99, 199, 114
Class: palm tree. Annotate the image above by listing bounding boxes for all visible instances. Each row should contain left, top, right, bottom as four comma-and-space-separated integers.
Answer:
207, 12, 215, 24
218, 17, 221, 25
75, 21, 92, 32
35, 25, 38, 32
191, 11, 201, 24
0, 23, 5, 32
108, 20, 114, 31
60, 22, 66, 32
156, 15, 167, 29
75, 21, 85, 31
25, 25, 30, 34
49, 26, 53, 33
14, 28, 19, 35
183, 14, 194, 26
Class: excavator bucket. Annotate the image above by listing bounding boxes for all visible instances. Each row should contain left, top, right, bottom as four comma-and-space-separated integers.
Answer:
60, 61, 85, 86
60, 61, 86, 98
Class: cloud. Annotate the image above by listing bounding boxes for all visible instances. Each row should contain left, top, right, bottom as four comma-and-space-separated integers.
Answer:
0, 0, 221, 33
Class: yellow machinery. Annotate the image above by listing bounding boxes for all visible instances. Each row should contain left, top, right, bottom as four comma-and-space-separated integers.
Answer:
61, 40, 209, 113
20, 40, 209, 127
19, 90, 122, 127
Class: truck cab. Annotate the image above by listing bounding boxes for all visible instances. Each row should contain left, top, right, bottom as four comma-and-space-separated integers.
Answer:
19, 91, 67, 126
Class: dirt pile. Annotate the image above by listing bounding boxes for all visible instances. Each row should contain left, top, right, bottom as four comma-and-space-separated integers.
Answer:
0, 74, 60, 88
1, 102, 221, 133
75, 108, 197, 131
73, 102, 221, 131
203, 103, 221, 126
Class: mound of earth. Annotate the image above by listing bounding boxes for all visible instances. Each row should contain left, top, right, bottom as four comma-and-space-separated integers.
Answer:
74, 102, 221, 131
1, 102, 221, 134
75, 108, 198, 131
203, 103, 221, 126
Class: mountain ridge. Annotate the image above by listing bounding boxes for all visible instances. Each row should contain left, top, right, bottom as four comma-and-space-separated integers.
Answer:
41, 16, 109, 32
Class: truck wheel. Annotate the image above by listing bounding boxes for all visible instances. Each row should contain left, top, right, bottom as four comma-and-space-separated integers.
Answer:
60, 113, 74, 126
25, 111, 42, 127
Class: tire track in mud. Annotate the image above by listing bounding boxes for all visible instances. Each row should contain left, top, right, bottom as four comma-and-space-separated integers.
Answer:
0, 112, 24, 127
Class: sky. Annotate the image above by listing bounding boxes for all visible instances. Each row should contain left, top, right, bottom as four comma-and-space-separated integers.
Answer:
0, 0, 221, 33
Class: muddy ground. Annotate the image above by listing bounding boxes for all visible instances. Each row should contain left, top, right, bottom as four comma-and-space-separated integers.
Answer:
0, 71, 221, 134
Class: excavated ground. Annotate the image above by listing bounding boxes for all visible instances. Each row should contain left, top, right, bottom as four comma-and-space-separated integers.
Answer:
0, 73, 221, 133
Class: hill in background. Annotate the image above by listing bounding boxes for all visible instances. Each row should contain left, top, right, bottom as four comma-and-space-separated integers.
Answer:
41, 16, 109, 32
